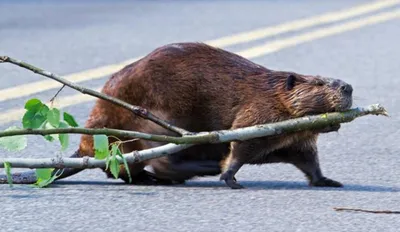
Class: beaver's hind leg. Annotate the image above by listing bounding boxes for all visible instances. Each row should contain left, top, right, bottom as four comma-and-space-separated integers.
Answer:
78, 100, 171, 185
102, 137, 181, 185
148, 157, 221, 182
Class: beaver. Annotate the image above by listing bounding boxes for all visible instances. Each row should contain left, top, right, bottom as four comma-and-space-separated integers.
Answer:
1, 42, 353, 189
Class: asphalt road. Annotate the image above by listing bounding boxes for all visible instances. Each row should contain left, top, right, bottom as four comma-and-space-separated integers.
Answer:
0, 0, 399, 231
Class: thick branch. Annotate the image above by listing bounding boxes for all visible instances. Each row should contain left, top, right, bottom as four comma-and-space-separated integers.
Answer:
0, 104, 388, 170
0, 56, 188, 135
0, 104, 389, 144
216, 104, 388, 142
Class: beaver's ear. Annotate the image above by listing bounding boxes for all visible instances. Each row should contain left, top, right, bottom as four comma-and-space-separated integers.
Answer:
286, 74, 296, 90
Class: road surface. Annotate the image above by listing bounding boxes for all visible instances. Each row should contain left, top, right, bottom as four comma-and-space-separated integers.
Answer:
0, 0, 399, 231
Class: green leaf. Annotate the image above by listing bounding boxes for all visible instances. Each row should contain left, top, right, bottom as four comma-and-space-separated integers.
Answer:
35, 168, 53, 180
105, 143, 119, 171
63, 112, 79, 127
22, 110, 46, 129
47, 108, 60, 127
40, 105, 49, 114
105, 156, 111, 171
42, 122, 59, 142
58, 121, 69, 151
111, 143, 119, 156
24, 98, 42, 111
109, 157, 120, 179
94, 135, 109, 160
4, 162, 13, 187
44, 135, 54, 142
22, 101, 49, 129
33, 179, 49, 188
109, 145, 120, 179
33, 169, 63, 188
0, 126, 27, 151
118, 148, 132, 183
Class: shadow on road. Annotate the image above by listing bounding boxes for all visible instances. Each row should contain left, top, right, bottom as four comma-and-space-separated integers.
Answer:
55, 180, 126, 185
30, 179, 399, 193
183, 180, 399, 192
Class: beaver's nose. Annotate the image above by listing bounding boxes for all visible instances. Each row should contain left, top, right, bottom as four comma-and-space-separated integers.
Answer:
340, 83, 353, 95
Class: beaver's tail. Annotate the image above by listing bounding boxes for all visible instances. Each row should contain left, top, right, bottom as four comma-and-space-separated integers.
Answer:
0, 151, 83, 184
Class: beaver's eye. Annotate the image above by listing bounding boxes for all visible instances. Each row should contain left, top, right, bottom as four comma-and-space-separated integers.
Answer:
315, 81, 324, 86
286, 74, 296, 90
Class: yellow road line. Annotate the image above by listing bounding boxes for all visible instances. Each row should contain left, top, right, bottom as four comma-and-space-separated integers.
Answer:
237, 9, 400, 59
0, 89, 101, 126
0, 0, 398, 103
206, 0, 400, 47
0, 58, 139, 103
1, 9, 399, 126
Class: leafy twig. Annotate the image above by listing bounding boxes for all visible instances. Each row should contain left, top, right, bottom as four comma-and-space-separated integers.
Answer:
334, 207, 400, 214
0, 104, 388, 170
0, 56, 189, 136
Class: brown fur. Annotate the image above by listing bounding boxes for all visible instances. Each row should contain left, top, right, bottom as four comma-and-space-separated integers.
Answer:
76, 42, 353, 189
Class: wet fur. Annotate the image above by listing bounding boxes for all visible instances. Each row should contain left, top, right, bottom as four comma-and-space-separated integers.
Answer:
29, 42, 352, 188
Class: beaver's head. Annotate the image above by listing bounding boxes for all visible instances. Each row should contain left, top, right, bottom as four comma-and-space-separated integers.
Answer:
278, 72, 353, 117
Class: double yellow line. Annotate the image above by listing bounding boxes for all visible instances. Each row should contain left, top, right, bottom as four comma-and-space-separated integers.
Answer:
1, 0, 399, 125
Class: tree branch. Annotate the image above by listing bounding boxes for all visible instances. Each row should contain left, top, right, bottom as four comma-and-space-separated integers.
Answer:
214, 104, 387, 143
0, 56, 189, 136
0, 104, 388, 170
0, 104, 388, 145
0, 143, 193, 184
0, 143, 192, 170
0, 127, 195, 144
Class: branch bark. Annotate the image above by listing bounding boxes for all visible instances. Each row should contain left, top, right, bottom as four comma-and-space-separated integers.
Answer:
0, 143, 192, 184
0, 104, 388, 170
0, 143, 192, 169
0, 127, 194, 144
0, 56, 188, 136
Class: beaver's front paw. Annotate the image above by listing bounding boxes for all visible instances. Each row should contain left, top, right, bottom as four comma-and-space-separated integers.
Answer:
311, 177, 343, 187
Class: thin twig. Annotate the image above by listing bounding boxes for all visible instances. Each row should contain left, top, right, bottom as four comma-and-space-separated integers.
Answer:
334, 207, 400, 214
49, 84, 66, 104
0, 56, 189, 135
0, 127, 192, 144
